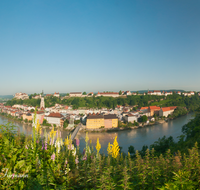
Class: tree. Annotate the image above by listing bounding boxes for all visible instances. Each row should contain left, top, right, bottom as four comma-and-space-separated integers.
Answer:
128, 145, 135, 155
30, 109, 35, 112
119, 90, 122, 95
150, 136, 175, 155
63, 119, 69, 128
74, 120, 80, 124
118, 120, 123, 128
132, 107, 137, 111
29, 95, 33, 99
140, 115, 148, 122
83, 92, 87, 95
139, 145, 148, 157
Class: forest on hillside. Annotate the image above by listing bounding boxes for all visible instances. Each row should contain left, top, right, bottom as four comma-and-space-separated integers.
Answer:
6, 93, 200, 111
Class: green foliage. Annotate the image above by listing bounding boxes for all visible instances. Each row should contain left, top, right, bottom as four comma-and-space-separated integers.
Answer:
5, 94, 200, 114
1, 114, 200, 189
171, 107, 188, 118
74, 120, 80, 125
150, 136, 175, 155
118, 120, 123, 128
63, 119, 69, 128
42, 119, 51, 127
140, 115, 148, 122
128, 145, 135, 155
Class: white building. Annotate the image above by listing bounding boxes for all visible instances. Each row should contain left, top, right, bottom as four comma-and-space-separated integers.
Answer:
147, 90, 162, 95
14, 92, 29, 100
123, 114, 138, 123
53, 92, 60, 98
95, 92, 119, 97
190, 91, 195, 95
164, 91, 173, 96
45, 112, 64, 127
32, 95, 40, 99
159, 107, 177, 117
124, 91, 132, 96
69, 92, 82, 97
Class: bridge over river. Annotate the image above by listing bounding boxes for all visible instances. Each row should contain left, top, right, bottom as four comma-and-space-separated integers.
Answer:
71, 123, 82, 141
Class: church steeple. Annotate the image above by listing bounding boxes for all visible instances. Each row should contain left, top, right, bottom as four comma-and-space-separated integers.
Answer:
40, 90, 45, 109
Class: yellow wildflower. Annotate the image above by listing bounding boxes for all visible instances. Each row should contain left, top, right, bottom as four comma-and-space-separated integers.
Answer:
47, 135, 50, 144
85, 132, 89, 144
95, 138, 101, 154
50, 127, 56, 139
36, 119, 41, 134
64, 136, 69, 147
107, 142, 112, 155
112, 136, 120, 158
128, 152, 130, 158
69, 134, 72, 145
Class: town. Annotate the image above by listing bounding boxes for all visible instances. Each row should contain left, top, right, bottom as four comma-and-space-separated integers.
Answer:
1, 90, 199, 130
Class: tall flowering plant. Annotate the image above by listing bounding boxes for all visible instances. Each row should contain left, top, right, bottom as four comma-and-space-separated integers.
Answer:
107, 142, 112, 156
85, 132, 91, 155
49, 127, 56, 147
107, 136, 119, 159
95, 138, 101, 157
55, 131, 63, 154
112, 136, 120, 158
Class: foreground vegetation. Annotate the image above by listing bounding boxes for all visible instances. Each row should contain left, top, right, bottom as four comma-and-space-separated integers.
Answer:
0, 109, 199, 189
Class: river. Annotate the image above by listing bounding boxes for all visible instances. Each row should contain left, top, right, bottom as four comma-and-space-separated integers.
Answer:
0, 113, 195, 154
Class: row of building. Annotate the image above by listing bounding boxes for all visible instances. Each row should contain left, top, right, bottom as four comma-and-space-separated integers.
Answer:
0, 103, 64, 127
14, 90, 200, 100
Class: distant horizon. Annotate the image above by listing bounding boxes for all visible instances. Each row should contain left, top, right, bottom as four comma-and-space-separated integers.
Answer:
0, 89, 199, 96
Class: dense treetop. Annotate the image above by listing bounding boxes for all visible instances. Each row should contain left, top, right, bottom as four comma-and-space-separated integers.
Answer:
5, 94, 200, 112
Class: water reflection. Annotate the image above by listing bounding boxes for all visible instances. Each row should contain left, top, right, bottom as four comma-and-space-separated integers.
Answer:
0, 113, 195, 154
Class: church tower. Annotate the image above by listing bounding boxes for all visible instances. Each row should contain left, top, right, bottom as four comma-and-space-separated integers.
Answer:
40, 90, 45, 110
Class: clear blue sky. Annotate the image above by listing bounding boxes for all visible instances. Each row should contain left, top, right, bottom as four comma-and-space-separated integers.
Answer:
0, 0, 200, 95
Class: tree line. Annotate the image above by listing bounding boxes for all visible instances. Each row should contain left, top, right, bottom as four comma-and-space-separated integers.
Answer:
6, 93, 200, 111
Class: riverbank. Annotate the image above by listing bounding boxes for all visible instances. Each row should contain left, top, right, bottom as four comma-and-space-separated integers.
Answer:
0, 111, 193, 134
0, 112, 195, 154
0, 112, 170, 133
78, 114, 193, 133
78, 119, 167, 133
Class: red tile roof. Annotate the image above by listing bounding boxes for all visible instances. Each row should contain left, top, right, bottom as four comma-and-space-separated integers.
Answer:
98, 92, 119, 95
149, 106, 160, 110
37, 111, 44, 114
70, 92, 82, 94
161, 106, 177, 112
48, 113, 63, 118
162, 107, 171, 112
140, 107, 149, 110
169, 106, 177, 109
153, 90, 161, 92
